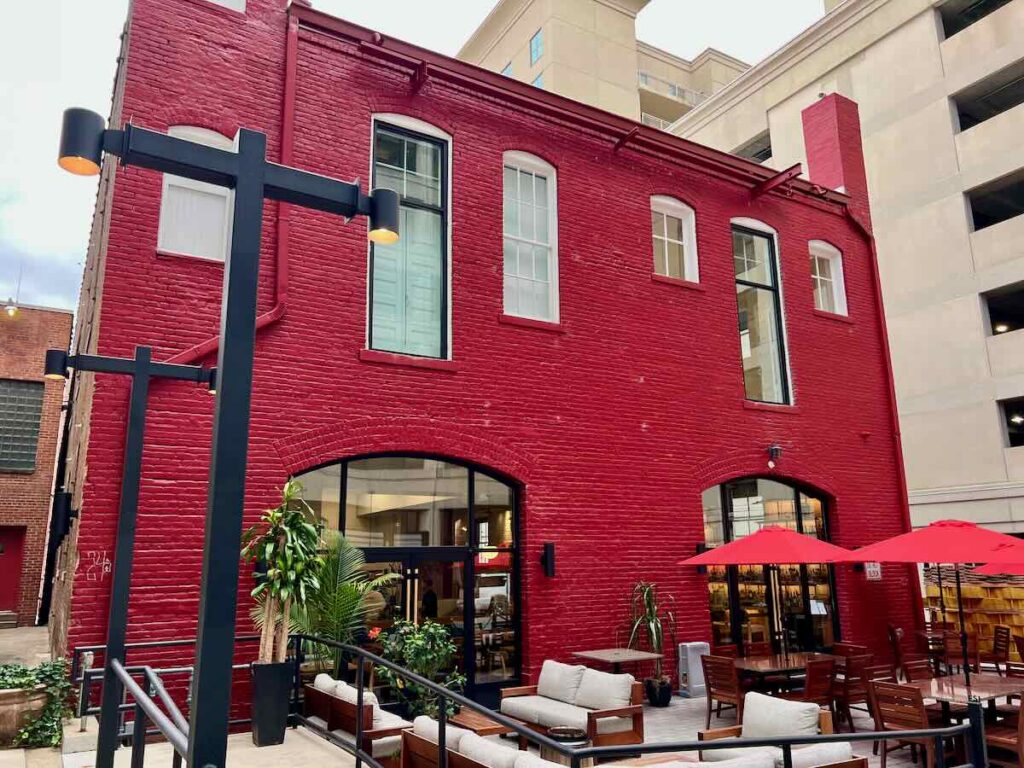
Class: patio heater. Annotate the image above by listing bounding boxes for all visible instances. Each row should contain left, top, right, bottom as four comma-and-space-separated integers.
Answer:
56, 106, 399, 768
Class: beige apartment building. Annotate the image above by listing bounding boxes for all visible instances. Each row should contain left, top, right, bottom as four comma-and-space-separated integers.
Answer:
457, 0, 749, 128
673, 0, 1024, 533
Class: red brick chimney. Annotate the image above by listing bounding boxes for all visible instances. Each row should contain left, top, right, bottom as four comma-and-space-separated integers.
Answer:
801, 93, 870, 225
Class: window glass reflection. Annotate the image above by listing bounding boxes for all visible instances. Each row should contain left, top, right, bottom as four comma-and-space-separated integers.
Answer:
295, 465, 341, 532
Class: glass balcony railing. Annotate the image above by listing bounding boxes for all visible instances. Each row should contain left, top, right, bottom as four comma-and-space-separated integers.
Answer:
637, 71, 706, 107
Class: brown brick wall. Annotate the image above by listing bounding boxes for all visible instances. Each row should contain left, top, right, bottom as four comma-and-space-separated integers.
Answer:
0, 306, 73, 626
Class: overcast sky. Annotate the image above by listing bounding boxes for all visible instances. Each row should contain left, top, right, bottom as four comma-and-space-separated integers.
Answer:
0, 0, 823, 312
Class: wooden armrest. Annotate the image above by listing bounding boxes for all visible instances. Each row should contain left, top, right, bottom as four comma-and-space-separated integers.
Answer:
364, 724, 413, 739
587, 704, 643, 720
698, 725, 742, 741
500, 685, 538, 699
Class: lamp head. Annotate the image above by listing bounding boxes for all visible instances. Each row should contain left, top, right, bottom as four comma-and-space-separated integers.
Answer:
367, 187, 400, 245
206, 368, 217, 395
58, 108, 107, 176
4, 298, 16, 318
44, 349, 69, 380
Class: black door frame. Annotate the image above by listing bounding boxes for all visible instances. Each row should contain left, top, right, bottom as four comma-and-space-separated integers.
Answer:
712, 478, 841, 652
296, 453, 522, 703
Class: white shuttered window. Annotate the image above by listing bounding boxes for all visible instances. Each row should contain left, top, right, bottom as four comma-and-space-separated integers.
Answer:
502, 151, 558, 322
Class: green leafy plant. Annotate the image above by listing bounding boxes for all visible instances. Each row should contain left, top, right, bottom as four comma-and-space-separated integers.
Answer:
293, 533, 400, 676
242, 479, 325, 663
627, 581, 676, 682
0, 659, 72, 748
376, 621, 465, 717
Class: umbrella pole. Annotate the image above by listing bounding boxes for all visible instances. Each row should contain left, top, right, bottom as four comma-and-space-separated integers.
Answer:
936, 565, 947, 626
955, 565, 971, 686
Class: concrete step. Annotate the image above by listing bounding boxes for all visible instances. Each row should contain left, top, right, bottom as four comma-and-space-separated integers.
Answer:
0, 612, 18, 630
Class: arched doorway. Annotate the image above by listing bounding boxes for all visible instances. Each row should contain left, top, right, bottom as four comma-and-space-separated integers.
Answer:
293, 455, 519, 704
701, 477, 839, 653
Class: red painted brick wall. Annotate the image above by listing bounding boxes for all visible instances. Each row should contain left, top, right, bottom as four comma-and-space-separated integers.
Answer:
0, 306, 72, 625
64, 0, 919, 688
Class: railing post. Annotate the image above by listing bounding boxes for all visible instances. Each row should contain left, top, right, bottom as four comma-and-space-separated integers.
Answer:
934, 735, 946, 768
355, 653, 365, 768
781, 743, 793, 768
130, 700, 148, 768
437, 693, 448, 768
292, 636, 303, 727
966, 698, 987, 768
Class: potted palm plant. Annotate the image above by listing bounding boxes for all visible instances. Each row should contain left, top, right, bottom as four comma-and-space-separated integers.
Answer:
627, 581, 676, 707
294, 533, 400, 677
242, 479, 324, 746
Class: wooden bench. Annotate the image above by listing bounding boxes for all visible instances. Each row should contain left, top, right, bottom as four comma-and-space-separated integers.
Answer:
304, 683, 410, 768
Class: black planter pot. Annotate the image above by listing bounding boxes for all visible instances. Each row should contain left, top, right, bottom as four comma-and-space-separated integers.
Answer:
644, 677, 673, 707
251, 661, 293, 746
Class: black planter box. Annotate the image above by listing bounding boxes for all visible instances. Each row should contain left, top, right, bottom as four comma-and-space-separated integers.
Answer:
251, 661, 293, 746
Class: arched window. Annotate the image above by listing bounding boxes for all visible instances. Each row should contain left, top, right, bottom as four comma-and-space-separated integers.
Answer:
503, 151, 558, 322
701, 477, 837, 652
650, 195, 698, 282
809, 240, 847, 316
157, 126, 235, 261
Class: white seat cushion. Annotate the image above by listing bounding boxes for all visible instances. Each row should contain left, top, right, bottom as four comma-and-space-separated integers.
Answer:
458, 732, 520, 768
699, 755, 778, 768
501, 695, 632, 735
313, 674, 337, 692
787, 742, 853, 768
501, 695, 546, 723
741, 693, 820, 739
372, 709, 412, 730
537, 660, 587, 705
331, 729, 403, 758
574, 669, 634, 711
515, 753, 569, 768
413, 715, 472, 751
702, 747, 782, 764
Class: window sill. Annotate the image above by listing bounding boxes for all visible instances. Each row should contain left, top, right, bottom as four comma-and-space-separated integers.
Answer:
743, 400, 801, 415
812, 308, 853, 324
498, 314, 565, 333
358, 348, 459, 372
651, 274, 704, 291
156, 249, 226, 266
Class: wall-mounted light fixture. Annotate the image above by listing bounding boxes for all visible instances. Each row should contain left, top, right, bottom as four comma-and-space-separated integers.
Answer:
767, 444, 783, 470
540, 542, 556, 577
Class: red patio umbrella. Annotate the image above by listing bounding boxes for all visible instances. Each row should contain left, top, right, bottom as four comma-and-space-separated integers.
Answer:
680, 526, 852, 655
973, 561, 1024, 576
679, 525, 852, 565
843, 519, 1024, 683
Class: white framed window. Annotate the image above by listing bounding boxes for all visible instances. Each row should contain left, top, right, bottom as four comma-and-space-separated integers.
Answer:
809, 240, 847, 315
650, 195, 698, 282
157, 126, 235, 261
503, 151, 558, 322
530, 29, 543, 65
532, 73, 544, 89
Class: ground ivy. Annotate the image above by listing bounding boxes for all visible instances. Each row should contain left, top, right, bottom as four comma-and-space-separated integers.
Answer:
0, 659, 72, 748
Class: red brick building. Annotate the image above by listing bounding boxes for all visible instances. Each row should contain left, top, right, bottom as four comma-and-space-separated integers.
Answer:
0, 305, 72, 627
52, 0, 921, 702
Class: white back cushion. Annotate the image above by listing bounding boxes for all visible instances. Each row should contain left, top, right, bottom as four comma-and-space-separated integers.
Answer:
413, 715, 471, 750
702, 755, 777, 768
741, 692, 820, 739
334, 682, 379, 710
537, 660, 587, 704
514, 753, 569, 768
314, 674, 337, 692
573, 668, 634, 711
458, 732, 520, 768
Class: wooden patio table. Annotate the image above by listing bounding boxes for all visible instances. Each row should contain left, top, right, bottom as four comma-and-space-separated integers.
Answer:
572, 648, 662, 674
733, 652, 841, 676
901, 672, 1024, 723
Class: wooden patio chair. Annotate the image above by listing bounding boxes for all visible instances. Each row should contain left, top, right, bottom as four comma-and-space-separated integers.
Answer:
1014, 635, 1024, 663
832, 642, 869, 658
867, 680, 959, 768
996, 661, 1024, 717
887, 625, 905, 677
701, 654, 744, 728
779, 657, 837, 713
982, 626, 1012, 676
942, 632, 979, 675
987, 699, 1024, 768
743, 641, 772, 657
712, 643, 739, 658
832, 654, 872, 732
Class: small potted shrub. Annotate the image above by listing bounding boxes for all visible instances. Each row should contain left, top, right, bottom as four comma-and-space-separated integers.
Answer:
627, 581, 676, 707
376, 621, 466, 718
242, 480, 324, 746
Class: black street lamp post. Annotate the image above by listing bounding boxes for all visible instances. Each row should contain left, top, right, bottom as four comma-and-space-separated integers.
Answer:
55, 107, 399, 768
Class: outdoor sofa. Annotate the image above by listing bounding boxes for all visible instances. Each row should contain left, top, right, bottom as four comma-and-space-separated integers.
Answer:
402, 715, 559, 768
305, 673, 412, 767
698, 692, 865, 768
499, 660, 644, 747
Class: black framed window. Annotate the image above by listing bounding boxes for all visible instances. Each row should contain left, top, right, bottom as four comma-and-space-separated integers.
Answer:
370, 123, 448, 358
0, 379, 44, 472
701, 478, 839, 652
733, 225, 789, 404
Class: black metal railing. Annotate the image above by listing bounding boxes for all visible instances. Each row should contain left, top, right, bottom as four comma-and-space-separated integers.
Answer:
75, 633, 990, 768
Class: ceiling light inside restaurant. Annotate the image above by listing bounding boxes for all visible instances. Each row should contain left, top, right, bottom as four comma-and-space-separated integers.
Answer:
1011, 415, 1024, 425
995, 323, 1010, 333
